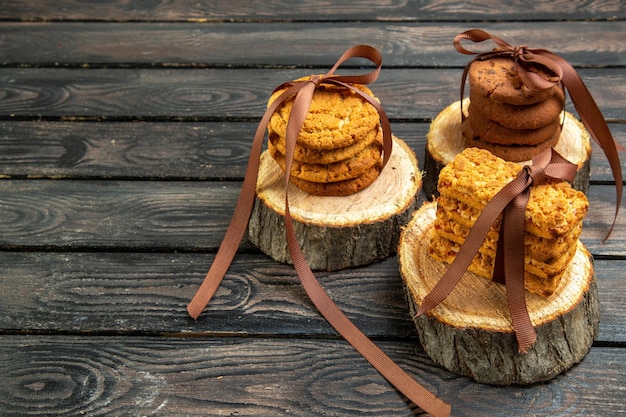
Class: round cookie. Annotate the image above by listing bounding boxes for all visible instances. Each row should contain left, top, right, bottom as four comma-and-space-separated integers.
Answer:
269, 125, 381, 164
268, 138, 382, 183
288, 161, 383, 196
469, 56, 563, 106
467, 103, 562, 146
268, 76, 381, 150
463, 119, 561, 162
470, 88, 564, 130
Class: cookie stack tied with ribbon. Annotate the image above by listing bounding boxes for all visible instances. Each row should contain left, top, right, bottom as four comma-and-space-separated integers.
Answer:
400, 29, 622, 386
429, 147, 588, 298
461, 57, 565, 162
267, 77, 384, 196
400, 147, 597, 385
188, 46, 451, 417
249, 57, 424, 271
424, 30, 621, 201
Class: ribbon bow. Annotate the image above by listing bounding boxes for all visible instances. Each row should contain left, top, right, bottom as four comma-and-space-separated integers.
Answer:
455, 28, 622, 242
186, 45, 451, 417
417, 147, 578, 353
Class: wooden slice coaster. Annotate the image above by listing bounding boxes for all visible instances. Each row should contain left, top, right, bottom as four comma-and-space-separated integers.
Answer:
423, 98, 592, 199
248, 136, 422, 271
398, 202, 599, 385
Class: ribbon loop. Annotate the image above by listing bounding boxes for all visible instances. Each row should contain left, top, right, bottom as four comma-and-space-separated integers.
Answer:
454, 29, 622, 241
527, 164, 545, 186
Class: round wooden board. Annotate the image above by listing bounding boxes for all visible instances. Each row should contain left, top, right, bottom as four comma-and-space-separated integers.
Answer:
398, 202, 599, 385
248, 136, 422, 271
423, 98, 592, 199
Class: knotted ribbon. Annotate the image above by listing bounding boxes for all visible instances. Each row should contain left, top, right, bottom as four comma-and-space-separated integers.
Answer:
454, 28, 622, 242
187, 45, 451, 417
417, 147, 578, 353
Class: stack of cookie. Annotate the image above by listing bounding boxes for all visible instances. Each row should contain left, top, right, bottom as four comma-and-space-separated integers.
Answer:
428, 147, 588, 296
461, 57, 565, 162
267, 76, 384, 196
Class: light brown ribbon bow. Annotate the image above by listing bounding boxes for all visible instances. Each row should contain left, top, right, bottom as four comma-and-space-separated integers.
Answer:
417, 147, 577, 353
187, 45, 451, 417
455, 28, 622, 242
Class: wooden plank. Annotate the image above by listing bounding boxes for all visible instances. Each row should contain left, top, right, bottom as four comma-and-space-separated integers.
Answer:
1, 21, 625, 67
0, 252, 623, 342
0, 180, 624, 255
1, 68, 625, 121
0, 121, 263, 180
594, 261, 626, 342
0, 121, 426, 179
0, 121, 624, 181
0, 5, 623, 417
0, 180, 242, 251
0, 253, 414, 337
0, 335, 624, 416
1, 0, 624, 22
582, 186, 626, 253
589, 128, 626, 182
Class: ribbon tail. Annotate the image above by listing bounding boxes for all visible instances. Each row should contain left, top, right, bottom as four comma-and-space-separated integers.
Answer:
187, 84, 305, 319
280, 74, 451, 417
459, 62, 471, 122
284, 209, 451, 416
186, 116, 266, 319
548, 52, 623, 241
502, 192, 537, 353
492, 223, 506, 285
282, 191, 451, 415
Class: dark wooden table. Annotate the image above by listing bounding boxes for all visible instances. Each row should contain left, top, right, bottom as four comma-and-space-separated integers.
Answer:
1, 2, 625, 416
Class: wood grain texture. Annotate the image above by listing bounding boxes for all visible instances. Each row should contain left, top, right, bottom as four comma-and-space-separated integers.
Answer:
0, 121, 261, 179
1, 68, 625, 121
0, 253, 415, 337
0, 252, 623, 342
0, 180, 242, 250
0, 2, 624, 416
0, 336, 624, 417
0, 180, 623, 255
1, 121, 623, 181
1, 21, 625, 67
1, 0, 624, 21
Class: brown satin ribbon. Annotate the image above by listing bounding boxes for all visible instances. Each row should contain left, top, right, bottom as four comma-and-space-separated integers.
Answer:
454, 28, 622, 242
417, 147, 577, 353
187, 45, 451, 417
